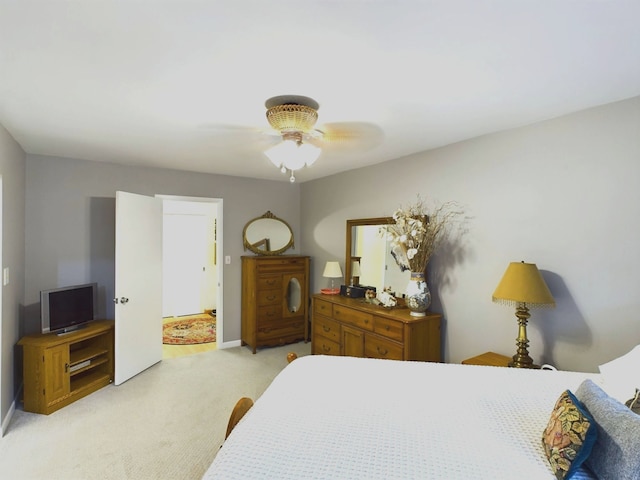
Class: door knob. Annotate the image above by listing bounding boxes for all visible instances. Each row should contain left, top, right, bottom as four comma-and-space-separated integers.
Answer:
120, 297, 129, 304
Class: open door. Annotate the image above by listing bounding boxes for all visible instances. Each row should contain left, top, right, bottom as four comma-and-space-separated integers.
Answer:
114, 191, 163, 385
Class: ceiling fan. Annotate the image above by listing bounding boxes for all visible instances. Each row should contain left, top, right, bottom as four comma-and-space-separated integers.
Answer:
262, 95, 382, 182
263, 95, 322, 182
199, 94, 383, 182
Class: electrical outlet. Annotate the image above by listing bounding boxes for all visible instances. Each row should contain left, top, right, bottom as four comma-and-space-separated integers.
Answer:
3, 267, 9, 286
225, 255, 231, 265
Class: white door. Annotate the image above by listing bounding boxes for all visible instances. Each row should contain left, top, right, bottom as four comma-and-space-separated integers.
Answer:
163, 214, 207, 316
114, 191, 163, 385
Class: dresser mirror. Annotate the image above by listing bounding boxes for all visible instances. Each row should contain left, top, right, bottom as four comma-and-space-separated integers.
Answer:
345, 217, 410, 294
286, 277, 302, 313
243, 211, 294, 255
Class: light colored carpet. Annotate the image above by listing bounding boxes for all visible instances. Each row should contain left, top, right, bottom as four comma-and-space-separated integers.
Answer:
0, 341, 311, 480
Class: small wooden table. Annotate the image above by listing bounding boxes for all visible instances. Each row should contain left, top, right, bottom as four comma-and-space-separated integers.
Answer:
462, 351, 511, 367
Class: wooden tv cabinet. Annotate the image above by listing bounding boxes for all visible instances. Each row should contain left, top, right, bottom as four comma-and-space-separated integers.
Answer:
18, 320, 114, 415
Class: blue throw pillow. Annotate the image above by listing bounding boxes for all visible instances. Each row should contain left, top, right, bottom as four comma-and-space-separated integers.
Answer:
542, 390, 597, 480
576, 379, 640, 480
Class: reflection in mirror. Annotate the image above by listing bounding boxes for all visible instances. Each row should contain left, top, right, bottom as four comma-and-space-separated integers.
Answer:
243, 211, 294, 255
287, 277, 302, 313
345, 218, 410, 294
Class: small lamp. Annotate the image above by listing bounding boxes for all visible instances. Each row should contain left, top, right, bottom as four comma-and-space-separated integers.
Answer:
492, 261, 555, 368
351, 260, 362, 286
322, 261, 343, 294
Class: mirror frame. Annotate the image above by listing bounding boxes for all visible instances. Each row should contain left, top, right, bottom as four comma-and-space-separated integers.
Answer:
345, 217, 393, 286
243, 211, 295, 256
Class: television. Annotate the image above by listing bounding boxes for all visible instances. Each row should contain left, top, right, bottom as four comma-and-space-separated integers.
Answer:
41, 282, 98, 335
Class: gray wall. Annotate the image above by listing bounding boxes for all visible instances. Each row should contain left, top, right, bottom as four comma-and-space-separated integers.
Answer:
24, 155, 302, 344
301, 96, 640, 372
0, 123, 26, 432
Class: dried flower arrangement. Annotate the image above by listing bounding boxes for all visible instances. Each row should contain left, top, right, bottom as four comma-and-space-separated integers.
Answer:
384, 197, 462, 273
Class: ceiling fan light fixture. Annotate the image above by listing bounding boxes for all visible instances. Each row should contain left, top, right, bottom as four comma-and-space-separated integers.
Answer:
266, 104, 318, 132
263, 96, 322, 182
265, 138, 320, 173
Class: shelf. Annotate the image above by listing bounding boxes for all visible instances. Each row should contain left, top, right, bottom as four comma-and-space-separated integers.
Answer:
70, 370, 112, 393
70, 346, 108, 366
69, 356, 108, 377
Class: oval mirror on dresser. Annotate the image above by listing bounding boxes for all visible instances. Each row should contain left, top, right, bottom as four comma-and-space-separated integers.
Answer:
286, 277, 302, 313
243, 211, 294, 255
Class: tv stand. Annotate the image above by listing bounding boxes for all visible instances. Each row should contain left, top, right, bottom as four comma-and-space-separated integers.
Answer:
56, 324, 87, 336
18, 320, 114, 414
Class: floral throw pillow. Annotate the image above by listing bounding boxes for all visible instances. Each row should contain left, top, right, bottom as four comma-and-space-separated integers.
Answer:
542, 390, 597, 480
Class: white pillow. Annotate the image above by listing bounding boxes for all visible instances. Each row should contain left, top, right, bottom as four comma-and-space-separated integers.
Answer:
598, 344, 640, 403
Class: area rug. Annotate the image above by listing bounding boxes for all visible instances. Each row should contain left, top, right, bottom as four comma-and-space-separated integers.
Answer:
163, 315, 216, 345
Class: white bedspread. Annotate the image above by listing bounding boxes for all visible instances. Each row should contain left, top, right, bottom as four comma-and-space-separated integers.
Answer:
204, 355, 601, 479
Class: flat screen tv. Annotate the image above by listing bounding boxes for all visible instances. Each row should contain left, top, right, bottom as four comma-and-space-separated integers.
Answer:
41, 282, 98, 335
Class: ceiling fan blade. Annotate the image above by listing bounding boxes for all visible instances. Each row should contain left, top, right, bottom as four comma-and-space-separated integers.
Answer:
307, 122, 384, 152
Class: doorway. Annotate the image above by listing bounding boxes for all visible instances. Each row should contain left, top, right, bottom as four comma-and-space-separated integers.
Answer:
0, 176, 3, 436
159, 196, 222, 359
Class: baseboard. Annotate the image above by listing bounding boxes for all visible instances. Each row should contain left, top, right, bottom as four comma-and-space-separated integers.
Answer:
218, 340, 241, 349
1, 395, 17, 437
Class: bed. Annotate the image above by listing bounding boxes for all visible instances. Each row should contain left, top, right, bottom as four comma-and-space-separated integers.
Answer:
204, 354, 640, 480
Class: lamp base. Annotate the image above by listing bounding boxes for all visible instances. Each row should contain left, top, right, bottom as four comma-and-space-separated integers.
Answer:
508, 304, 540, 369
320, 288, 340, 295
508, 358, 540, 369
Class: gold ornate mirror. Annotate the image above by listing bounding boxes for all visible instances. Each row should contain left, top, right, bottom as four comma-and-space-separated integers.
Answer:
243, 211, 294, 255
345, 217, 410, 293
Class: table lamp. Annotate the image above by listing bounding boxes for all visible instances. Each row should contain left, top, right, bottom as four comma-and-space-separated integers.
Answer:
351, 260, 362, 286
492, 261, 555, 368
322, 261, 343, 295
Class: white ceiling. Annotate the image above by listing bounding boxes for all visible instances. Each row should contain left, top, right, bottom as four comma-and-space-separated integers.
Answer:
1, 1, 639, 183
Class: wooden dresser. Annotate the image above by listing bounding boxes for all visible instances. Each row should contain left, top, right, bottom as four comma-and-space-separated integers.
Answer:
311, 294, 441, 362
241, 255, 310, 353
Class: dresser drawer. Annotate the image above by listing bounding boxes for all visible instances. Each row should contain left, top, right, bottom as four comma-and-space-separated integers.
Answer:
373, 316, 403, 342
257, 275, 281, 290
257, 258, 306, 273
312, 336, 341, 356
333, 304, 373, 331
313, 315, 340, 343
365, 334, 403, 360
256, 305, 281, 325
257, 319, 304, 341
257, 289, 280, 306
314, 298, 333, 317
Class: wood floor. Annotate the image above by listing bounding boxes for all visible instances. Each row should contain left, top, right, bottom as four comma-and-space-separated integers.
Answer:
162, 314, 217, 359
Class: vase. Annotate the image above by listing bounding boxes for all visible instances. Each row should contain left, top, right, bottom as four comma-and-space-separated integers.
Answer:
405, 272, 431, 317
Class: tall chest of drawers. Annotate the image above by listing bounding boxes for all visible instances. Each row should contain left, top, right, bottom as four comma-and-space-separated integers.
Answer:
241, 255, 310, 353
311, 294, 441, 362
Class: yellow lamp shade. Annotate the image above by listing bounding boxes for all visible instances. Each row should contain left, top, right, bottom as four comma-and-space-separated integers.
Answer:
492, 261, 555, 308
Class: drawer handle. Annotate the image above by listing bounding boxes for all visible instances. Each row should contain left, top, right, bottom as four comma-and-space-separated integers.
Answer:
322, 344, 331, 352
266, 312, 276, 317
385, 325, 391, 331
266, 295, 277, 301
266, 280, 276, 285
376, 347, 388, 355
364, 319, 369, 324
322, 326, 331, 332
